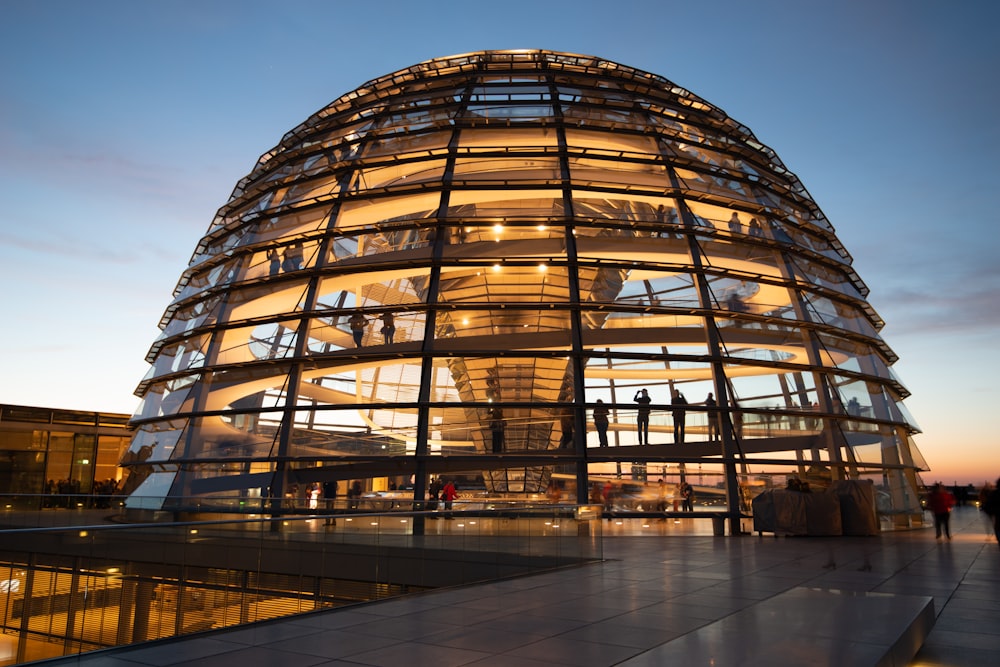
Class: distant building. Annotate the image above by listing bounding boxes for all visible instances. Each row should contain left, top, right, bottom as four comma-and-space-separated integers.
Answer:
0, 404, 132, 498
121, 50, 928, 525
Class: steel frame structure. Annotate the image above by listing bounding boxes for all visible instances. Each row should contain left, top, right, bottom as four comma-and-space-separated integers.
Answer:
121, 50, 927, 531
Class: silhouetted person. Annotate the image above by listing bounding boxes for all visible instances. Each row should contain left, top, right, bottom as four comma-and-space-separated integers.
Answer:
680, 481, 695, 512
593, 399, 609, 447
441, 479, 458, 517
981, 477, 1000, 549
348, 311, 367, 347
347, 480, 363, 509
380, 312, 396, 344
728, 212, 741, 234
704, 392, 718, 440
322, 480, 338, 525
927, 482, 955, 540
634, 389, 651, 445
427, 477, 442, 511
489, 406, 505, 453
267, 249, 280, 275
671, 389, 688, 444
558, 407, 574, 449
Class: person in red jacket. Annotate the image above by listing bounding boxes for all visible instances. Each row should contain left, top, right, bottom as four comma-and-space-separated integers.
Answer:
926, 482, 956, 540
441, 479, 459, 519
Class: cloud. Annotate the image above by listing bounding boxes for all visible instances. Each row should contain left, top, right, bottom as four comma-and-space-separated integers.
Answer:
872, 262, 1000, 336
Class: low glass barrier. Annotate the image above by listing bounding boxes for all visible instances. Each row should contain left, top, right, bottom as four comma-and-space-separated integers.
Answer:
0, 506, 603, 663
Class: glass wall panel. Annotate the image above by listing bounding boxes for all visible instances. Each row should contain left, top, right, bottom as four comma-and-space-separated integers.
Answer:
350, 158, 447, 191
150, 333, 210, 377
335, 193, 440, 230
453, 157, 560, 183
244, 207, 332, 245
122, 422, 184, 462
199, 367, 290, 413
134, 375, 199, 420
444, 190, 562, 218
227, 282, 311, 323
459, 127, 557, 149
159, 295, 222, 340
802, 293, 880, 338
787, 253, 865, 300
212, 321, 299, 365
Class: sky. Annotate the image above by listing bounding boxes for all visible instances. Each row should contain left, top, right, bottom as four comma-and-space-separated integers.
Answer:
1, 0, 997, 486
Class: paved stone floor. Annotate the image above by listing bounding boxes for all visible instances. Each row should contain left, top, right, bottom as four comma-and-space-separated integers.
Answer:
29, 506, 1000, 667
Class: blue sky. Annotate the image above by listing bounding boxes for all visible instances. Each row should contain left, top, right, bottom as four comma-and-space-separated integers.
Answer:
1, 0, 997, 485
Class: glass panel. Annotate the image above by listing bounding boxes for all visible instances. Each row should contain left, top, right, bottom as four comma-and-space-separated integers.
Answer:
453, 156, 561, 184
250, 207, 332, 245
361, 129, 451, 158
213, 320, 300, 364
149, 334, 210, 377
458, 127, 557, 148
445, 189, 563, 218
199, 367, 290, 413
335, 192, 440, 230
349, 158, 447, 191
134, 375, 199, 420
787, 253, 865, 300
160, 296, 222, 340
567, 155, 667, 191
802, 293, 880, 338
227, 282, 311, 322
121, 422, 184, 462
437, 266, 573, 305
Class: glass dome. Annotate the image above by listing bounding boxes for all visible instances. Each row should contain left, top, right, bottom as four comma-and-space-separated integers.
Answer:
120, 50, 926, 522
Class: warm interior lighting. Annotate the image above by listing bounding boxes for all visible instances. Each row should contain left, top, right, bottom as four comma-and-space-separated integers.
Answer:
118, 49, 924, 518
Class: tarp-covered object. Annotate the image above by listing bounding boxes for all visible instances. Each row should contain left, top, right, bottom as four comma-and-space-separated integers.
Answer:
753, 489, 810, 535
804, 490, 842, 536
753, 481, 881, 536
830, 479, 879, 536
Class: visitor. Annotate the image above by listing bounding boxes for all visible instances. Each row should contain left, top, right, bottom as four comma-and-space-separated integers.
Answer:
593, 399, 609, 447
347, 480, 363, 510
323, 480, 338, 526
441, 479, 458, 518
671, 389, 688, 444
633, 388, 651, 445
728, 212, 741, 234
348, 311, 367, 347
427, 477, 442, 512
704, 392, 718, 441
558, 407, 574, 449
489, 405, 505, 453
926, 482, 955, 540
602, 480, 614, 517
681, 481, 695, 512
981, 478, 1000, 549
380, 311, 395, 344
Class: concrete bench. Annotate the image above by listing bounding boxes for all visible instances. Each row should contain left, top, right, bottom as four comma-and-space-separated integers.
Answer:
621, 586, 935, 666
